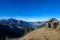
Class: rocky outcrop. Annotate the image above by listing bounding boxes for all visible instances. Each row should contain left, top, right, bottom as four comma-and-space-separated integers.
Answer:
46, 18, 59, 29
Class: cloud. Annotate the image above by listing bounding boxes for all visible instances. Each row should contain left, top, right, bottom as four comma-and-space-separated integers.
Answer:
14, 17, 49, 22
0, 16, 51, 22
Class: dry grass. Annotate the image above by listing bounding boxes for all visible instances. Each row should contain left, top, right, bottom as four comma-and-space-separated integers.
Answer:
20, 27, 60, 40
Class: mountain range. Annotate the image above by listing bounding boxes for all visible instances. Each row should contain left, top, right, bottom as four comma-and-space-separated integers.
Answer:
0, 18, 59, 40
0, 18, 45, 29
0, 18, 45, 39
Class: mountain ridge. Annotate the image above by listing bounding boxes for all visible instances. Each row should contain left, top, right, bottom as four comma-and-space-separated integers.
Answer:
0, 18, 45, 29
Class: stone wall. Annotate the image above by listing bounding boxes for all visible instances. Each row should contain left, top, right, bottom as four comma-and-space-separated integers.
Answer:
46, 19, 59, 29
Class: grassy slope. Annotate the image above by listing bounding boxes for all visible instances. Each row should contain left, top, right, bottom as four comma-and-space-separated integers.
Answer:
20, 25, 60, 40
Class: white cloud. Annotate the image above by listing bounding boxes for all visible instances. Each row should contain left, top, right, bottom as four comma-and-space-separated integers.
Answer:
0, 16, 50, 22
14, 17, 49, 22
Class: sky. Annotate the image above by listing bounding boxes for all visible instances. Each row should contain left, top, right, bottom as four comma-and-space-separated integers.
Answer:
0, 0, 60, 21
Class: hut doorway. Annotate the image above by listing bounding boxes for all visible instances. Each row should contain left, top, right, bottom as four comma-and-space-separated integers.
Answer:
48, 23, 51, 28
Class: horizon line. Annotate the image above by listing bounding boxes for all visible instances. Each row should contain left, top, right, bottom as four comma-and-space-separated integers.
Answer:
0, 17, 60, 22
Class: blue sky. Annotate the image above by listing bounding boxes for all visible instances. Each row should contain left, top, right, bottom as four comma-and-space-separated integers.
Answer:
0, 0, 60, 21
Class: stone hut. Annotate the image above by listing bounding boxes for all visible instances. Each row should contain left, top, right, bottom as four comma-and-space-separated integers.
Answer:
46, 18, 59, 29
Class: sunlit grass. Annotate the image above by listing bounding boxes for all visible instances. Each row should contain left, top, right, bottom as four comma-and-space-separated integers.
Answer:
20, 26, 60, 40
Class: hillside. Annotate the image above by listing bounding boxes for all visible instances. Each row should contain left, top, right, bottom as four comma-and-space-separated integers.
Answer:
0, 18, 45, 40
0, 18, 60, 40
20, 21, 60, 40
